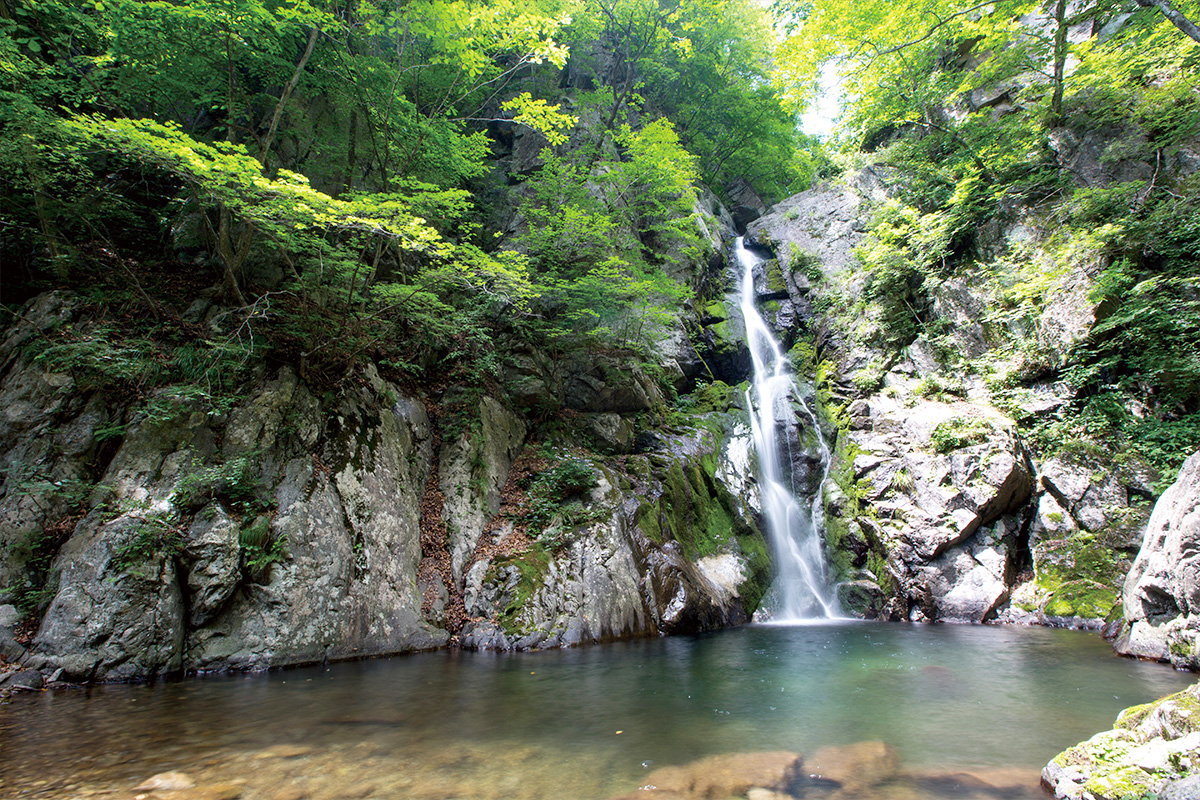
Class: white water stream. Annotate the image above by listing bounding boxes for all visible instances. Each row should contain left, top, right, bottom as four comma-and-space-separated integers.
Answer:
736, 237, 840, 620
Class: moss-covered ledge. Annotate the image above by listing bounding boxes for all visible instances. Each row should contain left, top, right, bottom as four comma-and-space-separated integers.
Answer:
1042, 683, 1200, 800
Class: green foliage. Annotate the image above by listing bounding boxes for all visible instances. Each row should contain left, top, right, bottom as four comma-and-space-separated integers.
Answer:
517, 125, 698, 356
110, 510, 185, 573
173, 455, 261, 512
29, 316, 254, 417
528, 448, 598, 513
930, 417, 994, 453
239, 516, 286, 581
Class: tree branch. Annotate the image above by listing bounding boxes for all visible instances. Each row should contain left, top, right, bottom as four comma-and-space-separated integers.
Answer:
260, 25, 322, 167
1133, 0, 1200, 43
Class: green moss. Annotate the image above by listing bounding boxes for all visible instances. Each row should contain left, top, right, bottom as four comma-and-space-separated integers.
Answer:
1081, 765, 1154, 799
703, 301, 728, 321
636, 498, 664, 544
764, 259, 787, 293
1033, 533, 1125, 619
735, 531, 771, 613
491, 547, 553, 635
1042, 580, 1118, 618
686, 380, 737, 413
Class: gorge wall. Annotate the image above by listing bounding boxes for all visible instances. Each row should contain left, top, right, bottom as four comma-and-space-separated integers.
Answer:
0, 225, 774, 682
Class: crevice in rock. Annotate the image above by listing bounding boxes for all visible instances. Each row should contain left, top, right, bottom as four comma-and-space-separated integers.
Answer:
416, 399, 466, 636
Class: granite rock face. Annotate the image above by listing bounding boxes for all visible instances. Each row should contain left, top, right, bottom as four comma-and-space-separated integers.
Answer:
1117, 451, 1200, 669
742, 173, 1153, 626
0, 294, 769, 681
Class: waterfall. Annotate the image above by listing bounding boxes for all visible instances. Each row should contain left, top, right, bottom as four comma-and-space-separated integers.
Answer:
736, 237, 840, 621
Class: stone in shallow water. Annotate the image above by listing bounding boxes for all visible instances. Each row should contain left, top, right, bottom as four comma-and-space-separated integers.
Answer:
134, 772, 196, 791
630, 751, 805, 799
805, 741, 899, 788
253, 745, 315, 760
161, 785, 243, 800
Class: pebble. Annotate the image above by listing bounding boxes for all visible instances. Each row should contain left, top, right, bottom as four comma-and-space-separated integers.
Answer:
254, 745, 315, 760
169, 784, 244, 800
134, 772, 196, 791
272, 788, 309, 800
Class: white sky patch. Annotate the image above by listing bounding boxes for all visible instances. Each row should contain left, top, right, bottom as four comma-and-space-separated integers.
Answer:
799, 63, 843, 138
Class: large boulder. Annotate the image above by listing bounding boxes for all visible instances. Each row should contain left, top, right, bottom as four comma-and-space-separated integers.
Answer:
827, 394, 1033, 622
1117, 450, 1200, 669
1043, 683, 1200, 800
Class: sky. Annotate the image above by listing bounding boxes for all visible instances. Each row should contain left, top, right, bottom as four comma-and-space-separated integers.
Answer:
799, 64, 842, 137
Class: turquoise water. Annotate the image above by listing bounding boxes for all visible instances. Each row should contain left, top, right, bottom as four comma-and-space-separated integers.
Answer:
2, 622, 1193, 799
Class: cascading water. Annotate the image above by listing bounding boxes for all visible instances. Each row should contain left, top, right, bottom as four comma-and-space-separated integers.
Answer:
736, 236, 840, 621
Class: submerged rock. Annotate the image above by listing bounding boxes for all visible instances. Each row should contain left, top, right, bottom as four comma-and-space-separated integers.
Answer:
620, 751, 805, 799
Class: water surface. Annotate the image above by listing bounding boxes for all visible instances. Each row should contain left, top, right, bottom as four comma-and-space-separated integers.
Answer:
2, 622, 1192, 799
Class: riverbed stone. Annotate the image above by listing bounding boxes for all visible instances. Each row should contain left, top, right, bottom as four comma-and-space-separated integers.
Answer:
806, 741, 900, 788
135, 772, 196, 791
640, 751, 805, 799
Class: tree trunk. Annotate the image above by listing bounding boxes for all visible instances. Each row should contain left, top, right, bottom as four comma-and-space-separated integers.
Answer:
1049, 0, 1068, 125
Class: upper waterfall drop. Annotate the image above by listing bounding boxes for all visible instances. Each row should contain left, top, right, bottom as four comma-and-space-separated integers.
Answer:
735, 236, 841, 621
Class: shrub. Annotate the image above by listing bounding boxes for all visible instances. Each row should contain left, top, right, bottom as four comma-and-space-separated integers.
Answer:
930, 417, 994, 453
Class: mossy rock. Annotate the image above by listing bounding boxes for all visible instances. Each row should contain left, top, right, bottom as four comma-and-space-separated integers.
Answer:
687, 381, 737, 414
764, 259, 787, 294
1082, 764, 1156, 799
1041, 579, 1119, 619
703, 301, 729, 322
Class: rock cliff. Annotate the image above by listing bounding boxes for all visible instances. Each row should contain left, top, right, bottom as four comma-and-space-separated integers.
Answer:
0, 287, 766, 682
743, 171, 1159, 625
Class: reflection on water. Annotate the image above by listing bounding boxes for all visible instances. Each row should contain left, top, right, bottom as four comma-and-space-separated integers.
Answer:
1, 623, 1192, 799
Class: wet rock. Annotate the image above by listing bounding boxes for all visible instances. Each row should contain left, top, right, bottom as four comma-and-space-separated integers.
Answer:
836, 581, 886, 619
806, 741, 900, 788
639, 751, 805, 799
135, 772, 196, 791
271, 789, 309, 800
2, 669, 44, 691
253, 745, 314, 759
167, 784, 244, 800
1117, 450, 1200, 669
1044, 683, 1200, 800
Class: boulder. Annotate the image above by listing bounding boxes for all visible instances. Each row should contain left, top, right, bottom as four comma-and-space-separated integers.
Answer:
181, 503, 242, 627
1043, 683, 1200, 800
1117, 450, 1200, 669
